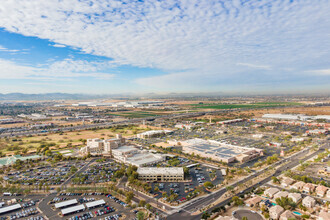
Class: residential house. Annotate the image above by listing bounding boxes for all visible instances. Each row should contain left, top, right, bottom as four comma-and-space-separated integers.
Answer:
288, 193, 302, 203
316, 185, 329, 197
245, 196, 262, 207
274, 191, 289, 200
303, 183, 317, 194
302, 196, 316, 208
327, 189, 330, 199
280, 210, 296, 220
291, 181, 305, 191
281, 177, 295, 188
265, 187, 280, 198
269, 205, 285, 220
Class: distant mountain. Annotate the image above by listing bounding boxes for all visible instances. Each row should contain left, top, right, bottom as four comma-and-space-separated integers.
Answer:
0, 92, 227, 101
0, 93, 107, 101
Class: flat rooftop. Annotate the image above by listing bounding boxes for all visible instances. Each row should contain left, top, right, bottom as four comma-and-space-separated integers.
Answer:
112, 145, 137, 153
126, 153, 163, 166
182, 138, 259, 160
137, 167, 184, 176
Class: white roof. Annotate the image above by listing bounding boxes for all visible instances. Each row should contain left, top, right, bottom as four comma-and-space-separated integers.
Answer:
61, 204, 85, 215
126, 153, 164, 166
137, 167, 184, 176
85, 199, 105, 209
55, 199, 78, 209
0, 203, 22, 214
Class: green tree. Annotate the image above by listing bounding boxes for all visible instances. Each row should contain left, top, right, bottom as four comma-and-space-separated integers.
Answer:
139, 200, 146, 207
232, 196, 244, 206
136, 211, 144, 220
125, 191, 134, 203
203, 181, 214, 189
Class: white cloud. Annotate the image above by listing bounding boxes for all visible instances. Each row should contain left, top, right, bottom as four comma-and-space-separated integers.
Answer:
236, 63, 271, 70
306, 69, 330, 76
50, 43, 66, 48
0, 58, 115, 80
0, 0, 329, 90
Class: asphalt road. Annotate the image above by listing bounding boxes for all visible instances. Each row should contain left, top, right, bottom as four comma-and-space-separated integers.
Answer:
167, 142, 328, 220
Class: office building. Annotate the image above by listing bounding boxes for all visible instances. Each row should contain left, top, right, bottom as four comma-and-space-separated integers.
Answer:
137, 167, 184, 182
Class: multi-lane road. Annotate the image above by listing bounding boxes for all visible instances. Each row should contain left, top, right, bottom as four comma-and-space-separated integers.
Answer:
167, 142, 329, 220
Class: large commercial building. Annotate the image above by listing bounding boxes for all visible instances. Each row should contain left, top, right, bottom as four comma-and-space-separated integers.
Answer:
81, 134, 165, 166
112, 145, 165, 167
80, 134, 126, 155
262, 114, 330, 121
180, 138, 263, 163
137, 130, 172, 139
137, 167, 184, 182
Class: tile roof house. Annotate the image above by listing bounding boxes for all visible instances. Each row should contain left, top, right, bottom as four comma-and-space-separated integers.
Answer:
303, 183, 317, 193
245, 196, 262, 207
281, 177, 295, 188
318, 211, 330, 220
302, 196, 316, 208
274, 191, 289, 200
288, 193, 302, 203
316, 185, 329, 197
291, 181, 305, 190
265, 187, 280, 198
327, 189, 330, 199
280, 210, 296, 220
269, 205, 285, 220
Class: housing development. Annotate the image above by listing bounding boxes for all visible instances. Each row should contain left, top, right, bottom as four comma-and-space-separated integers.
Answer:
0, 97, 328, 220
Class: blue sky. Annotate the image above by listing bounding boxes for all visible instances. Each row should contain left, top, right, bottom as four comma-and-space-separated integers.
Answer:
0, 0, 329, 94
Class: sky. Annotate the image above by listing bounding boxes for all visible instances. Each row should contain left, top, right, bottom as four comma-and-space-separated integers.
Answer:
0, 0, 329, 95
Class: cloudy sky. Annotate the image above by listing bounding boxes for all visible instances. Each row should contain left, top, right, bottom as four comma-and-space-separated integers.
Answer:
0, 0, 329, 94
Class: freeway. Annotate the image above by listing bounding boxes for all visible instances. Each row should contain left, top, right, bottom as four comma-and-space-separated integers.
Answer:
167, 142, 329, 220
0, 104, 307, 138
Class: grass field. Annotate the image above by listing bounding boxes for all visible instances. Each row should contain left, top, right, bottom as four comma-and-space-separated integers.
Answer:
0, 125, 153, 155
191, 102, 302, 109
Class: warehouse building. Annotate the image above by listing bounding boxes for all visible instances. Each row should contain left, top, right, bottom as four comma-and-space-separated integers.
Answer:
181, 138, 263, 163
137, 167, 184, 182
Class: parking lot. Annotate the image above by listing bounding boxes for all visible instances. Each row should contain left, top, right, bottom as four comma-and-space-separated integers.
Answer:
71, 162, 120, 185
38, 193, 134, 220
150, 165, 223, 203
4, 161, 88, 186
0, 198, 45, 220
